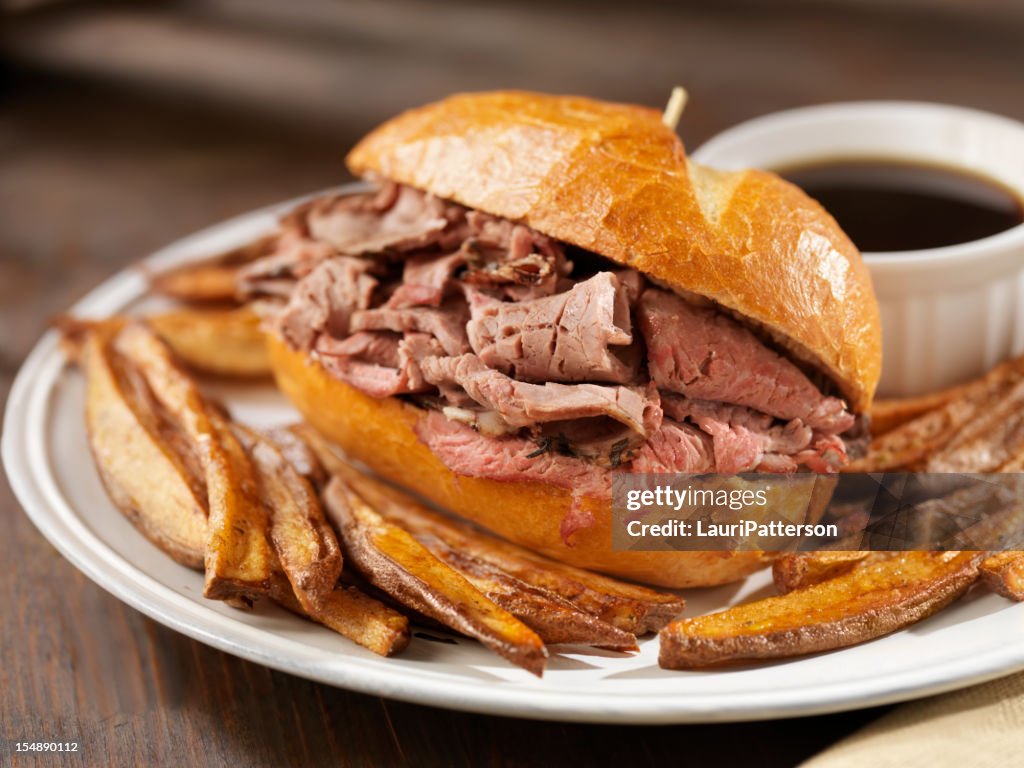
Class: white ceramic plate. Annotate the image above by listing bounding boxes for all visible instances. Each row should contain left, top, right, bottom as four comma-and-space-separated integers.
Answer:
6, 191, 1024, 724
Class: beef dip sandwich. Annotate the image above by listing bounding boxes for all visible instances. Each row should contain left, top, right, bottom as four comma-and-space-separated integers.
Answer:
239, 91, 882, 588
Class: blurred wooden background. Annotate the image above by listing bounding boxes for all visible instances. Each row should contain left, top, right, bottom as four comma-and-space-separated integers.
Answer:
2, 1, 1023, 766
6, 0, 1024, 145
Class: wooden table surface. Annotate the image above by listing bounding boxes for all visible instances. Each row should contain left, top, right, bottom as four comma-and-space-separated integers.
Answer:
3, 3, 1023, 765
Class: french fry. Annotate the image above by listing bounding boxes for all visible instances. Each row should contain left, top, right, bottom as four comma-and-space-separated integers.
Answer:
235, 425, 342, 611
939, 479, 1024, 550
149, 235, 276, 304
980, 552, 1024, 601
1001, 451, 1024, 472
272, 581, 410, 657
323, 478, 548, 676
262, 426, 327, 488
294, 424, 686, 633
147, 306, 271, 378
423, 537, 638, 651
925, 379, 1024, 471
80, 326, 207, 568
772, 551, 872, 593
870, 384, 976, 436
113, 322, 276, 601
75, 321, 409, 657
659, 551, 985, 669
312, 587, 410, 656
850, 354, 1024, 472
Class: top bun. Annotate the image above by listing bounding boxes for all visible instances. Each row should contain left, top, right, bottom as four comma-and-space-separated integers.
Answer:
347, 90, 881, 412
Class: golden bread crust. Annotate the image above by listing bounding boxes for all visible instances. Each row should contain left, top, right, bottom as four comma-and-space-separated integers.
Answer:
269, 336, 767, 588
347, 90, 881, 412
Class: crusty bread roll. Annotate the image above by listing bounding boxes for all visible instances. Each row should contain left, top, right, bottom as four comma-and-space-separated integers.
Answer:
269, 335, 769, 587
270, 91, 882, 588
348, 90, 881, 412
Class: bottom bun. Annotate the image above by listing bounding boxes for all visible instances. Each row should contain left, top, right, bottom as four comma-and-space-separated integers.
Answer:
268, 334, 768, 588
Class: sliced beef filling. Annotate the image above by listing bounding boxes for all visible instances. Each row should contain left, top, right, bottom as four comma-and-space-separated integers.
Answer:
630, 420, 714, 474
246, 183, 860, 543
350, 299, 470, 356
457, 210, 571, 300
387, 251, 466, 308
315, 331, 439, 398
637, 288, 855, 434
307, 182, 452, 255
237, 206, 336, 298
418, 353, 661, 436
414, 411, 610, 543
275, 257, 379, 351
467, 271, 640, 384
659, 395, 845, 473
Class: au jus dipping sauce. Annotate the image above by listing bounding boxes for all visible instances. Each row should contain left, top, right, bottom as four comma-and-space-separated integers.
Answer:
779, 159, 1024, 252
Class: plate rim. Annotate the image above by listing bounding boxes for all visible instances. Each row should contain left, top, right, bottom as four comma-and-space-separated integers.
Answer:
6, 189, 1024, 724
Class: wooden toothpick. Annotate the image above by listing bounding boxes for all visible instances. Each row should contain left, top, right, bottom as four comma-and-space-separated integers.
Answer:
662, 86, 689, 130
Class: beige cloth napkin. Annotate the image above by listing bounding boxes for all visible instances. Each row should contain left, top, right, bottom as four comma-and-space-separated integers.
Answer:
802, 671, 1024, 767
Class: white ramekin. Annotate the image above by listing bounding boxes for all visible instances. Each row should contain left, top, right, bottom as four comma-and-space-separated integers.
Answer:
692, 102, 1024, 398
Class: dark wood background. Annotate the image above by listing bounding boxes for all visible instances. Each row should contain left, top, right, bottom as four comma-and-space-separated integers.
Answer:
3, 2, 1023, 765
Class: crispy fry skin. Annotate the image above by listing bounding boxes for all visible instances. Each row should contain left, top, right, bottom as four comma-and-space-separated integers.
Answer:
870, 387, 973, 436
925, 380, 1024, 472
423, 537, 638, 651
323, 478, 548, 676
234, 425, 342, 611
294, 424, 685, 633
152, 263, 239, 304
772, 552, 872, 593
56, 315, 118, 365
939, 480, 1024, 550
147, 306, 270, 378
113, 322, 276, 600
81, 328, 207, 568
660, 552, 985, 669
149, 235, 276, 304
272, 582, 410, 656
980, 552, 1024, 601
263, 426, 326, 488
851, 354, 1024, 472
74, 322, 407, 656
313, 587, 410, 656
1002, 452, 1024, 472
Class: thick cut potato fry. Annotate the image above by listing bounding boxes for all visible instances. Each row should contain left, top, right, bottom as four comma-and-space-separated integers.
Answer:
851, 354, 1024, 472
980, 552, 1024, 601
324, 478, 548, 676
425, 538, 638, 651
263, 426, 326, 488
772, 551, 872, 593
1001, 451, 1024, 472
312, 587, 410, 656
81, 328, 207, 568
149, 235, 276, 304
925, 379, 1024, 472
147, 306, 270, 378
942, 481, 1024, 550
870, 385, 977, 437
660, 551, 984, 669
272, 581, 410, 656
295, 424, 685, 633
152, 264, 238, 304
75, 323, 407, 656
234, 425, 342, 611
114, 322, 276, 600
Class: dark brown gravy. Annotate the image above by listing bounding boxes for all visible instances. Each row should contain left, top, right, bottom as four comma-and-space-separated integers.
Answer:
778, 159, 1024, 252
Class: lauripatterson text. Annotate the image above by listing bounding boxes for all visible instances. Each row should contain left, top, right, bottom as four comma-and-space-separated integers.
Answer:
625, 519, 840, 538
